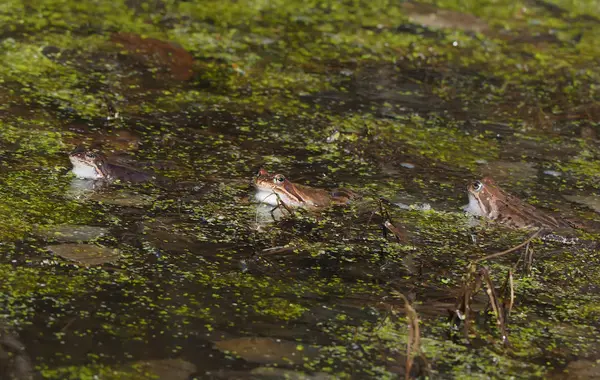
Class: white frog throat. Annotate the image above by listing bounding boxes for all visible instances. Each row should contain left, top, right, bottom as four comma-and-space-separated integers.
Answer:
254, 190, 282, 206
70, 163, 104, 180
464, 193, 486, 217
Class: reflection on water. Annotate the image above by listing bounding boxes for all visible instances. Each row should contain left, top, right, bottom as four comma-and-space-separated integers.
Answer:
1, 0, 600, 378
253, 202, 287, 226
66, 178, 105, 200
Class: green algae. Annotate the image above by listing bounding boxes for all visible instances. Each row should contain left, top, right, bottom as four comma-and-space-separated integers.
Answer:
0, 121, 65, 158
0, 39, 106, 117
0, 0, 598, 378
557, 148, 600, 188
254, 297, 308, 320
0, 170, 99, 240
328, 113, 499, 171
39, 360, 193, 380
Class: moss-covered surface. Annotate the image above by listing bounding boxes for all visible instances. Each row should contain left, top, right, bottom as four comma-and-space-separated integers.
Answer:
0, 0, 600, 378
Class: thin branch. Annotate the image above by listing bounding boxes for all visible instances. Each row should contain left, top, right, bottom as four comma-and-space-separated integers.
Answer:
474, 229, 543, 263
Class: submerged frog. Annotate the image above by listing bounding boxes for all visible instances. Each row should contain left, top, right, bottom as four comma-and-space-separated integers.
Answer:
253, 168, 355, 209
464, 177, 571, 230
69, 148, 152, 183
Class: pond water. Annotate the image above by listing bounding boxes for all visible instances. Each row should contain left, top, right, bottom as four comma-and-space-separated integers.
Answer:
1, 0, 600, 379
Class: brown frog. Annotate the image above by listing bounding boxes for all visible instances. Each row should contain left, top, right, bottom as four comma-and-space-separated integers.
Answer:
253, 168, 355, 209
464, 177, 571, 230
69, 148, 152, 183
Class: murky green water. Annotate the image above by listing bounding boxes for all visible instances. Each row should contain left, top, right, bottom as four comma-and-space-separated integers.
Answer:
1, 0, 600, 378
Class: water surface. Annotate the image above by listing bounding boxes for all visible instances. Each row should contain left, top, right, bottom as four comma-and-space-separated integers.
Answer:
1, 0, 600, 378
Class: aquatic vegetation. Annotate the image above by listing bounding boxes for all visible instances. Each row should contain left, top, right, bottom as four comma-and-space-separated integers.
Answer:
0, 0, 599, 378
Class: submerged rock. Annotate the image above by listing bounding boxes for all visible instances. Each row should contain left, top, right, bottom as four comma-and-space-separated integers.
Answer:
564, 194, 600, 214
548, 359, 600, 380
47, 244, 120, 266
207, 368, 334, 380
213, 337, 320, 365
0, 323, 34, 380
89, 190, 155, 207
250, 367, 335, 379
36, 224, 108, 243
126, 358, 196, 380
401, 2, 489, 33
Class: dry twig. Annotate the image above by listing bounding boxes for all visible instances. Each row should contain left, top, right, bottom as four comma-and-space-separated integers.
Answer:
391, 291, 430, 379
474, 229, 542, 263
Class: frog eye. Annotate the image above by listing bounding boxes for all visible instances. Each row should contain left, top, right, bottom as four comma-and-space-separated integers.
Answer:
85, 152, 96, 158
472, 180, 484, 192
274, 174, 285, 183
